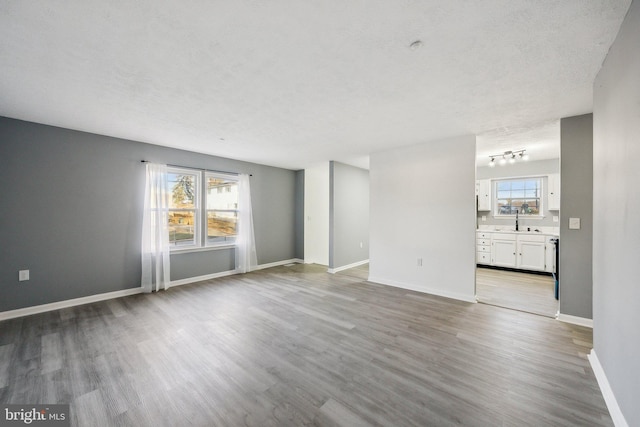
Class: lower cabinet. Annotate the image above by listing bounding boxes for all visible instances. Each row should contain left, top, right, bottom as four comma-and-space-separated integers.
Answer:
492, 237, 517, 268
477, 231, 556, 273
517, 238, 546, 271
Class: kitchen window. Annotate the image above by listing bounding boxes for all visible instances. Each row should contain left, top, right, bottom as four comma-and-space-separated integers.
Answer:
494, 177, 542, 216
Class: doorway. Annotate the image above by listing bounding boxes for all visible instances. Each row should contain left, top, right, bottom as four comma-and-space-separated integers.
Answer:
475, 121, 560, 318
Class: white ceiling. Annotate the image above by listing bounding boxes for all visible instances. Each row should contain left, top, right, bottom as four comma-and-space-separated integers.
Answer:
476, 119, 560, 167
0, 1, 631, 170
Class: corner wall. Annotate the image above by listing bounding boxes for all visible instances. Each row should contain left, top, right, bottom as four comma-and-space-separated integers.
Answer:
559, 114, 593, 319
329, 161, 369, 270
304, 163, 330, 266
369, 135, 476, 302
593, 1, 640, 425
0, 117, 298, 312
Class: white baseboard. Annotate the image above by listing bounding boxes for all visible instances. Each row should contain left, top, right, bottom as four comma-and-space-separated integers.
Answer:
0, 287, 143, 321
368, 276, 477, 303
589, 350, 629, 427
252, 258, 303, 271
170, 269, 238, 287
557, 313, 593, 328
327, 259, 369, 274
0, 258, 304, 321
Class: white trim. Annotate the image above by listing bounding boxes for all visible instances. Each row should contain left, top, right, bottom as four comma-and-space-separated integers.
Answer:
252, 258, 303, 271
0, 287, 143, 321
589, 350, 629, 427
557, 313, 593, 328
170, 269, 238, 287
368, 276, 477, 303
327, 259, 369, 274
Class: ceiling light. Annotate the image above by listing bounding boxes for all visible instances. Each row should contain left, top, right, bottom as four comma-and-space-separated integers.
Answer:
488, 149, 528, 166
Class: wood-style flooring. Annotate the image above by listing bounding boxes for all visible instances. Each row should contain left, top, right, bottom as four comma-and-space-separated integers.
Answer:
476, 267, 559, 318
0, 264, 610, 426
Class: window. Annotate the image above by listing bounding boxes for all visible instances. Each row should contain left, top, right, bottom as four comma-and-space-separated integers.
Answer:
167, 167, 239, 250
494, 177, 542, 216
168, 168, 200, 248
206, 173, 239, 245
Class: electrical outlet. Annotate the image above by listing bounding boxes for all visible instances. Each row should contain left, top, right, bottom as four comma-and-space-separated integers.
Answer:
481, 215, 486, 221
417, 258, 423, 267
19, 270, 29, 281
359, 242, 363, 248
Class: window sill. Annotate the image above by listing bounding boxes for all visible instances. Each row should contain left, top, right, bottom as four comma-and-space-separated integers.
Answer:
170, 244, 236, 255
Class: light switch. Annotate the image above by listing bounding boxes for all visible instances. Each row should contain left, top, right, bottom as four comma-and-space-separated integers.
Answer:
569, 217, 581, 230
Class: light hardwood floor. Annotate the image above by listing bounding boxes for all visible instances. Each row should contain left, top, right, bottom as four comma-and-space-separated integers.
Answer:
0, 264, 610, 426
476, 267, 559, 318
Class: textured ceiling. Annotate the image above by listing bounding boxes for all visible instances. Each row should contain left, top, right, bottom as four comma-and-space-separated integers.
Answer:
0, 1, 631, 170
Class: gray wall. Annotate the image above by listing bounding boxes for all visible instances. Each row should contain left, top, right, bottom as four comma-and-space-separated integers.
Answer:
593, 1, 640, 425
559, 114, 593, 319
0, 117, 298, 312
476, 158, 560, 228
329, 161, 369, 269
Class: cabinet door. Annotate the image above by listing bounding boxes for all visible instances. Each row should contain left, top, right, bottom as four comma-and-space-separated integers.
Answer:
492, 240, 517, 267
548, 173, 560, 211
517, 241, 546, 271
477, 179, 492, 211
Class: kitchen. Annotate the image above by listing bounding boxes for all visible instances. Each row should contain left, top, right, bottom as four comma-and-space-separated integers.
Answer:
475, 120, 560, 317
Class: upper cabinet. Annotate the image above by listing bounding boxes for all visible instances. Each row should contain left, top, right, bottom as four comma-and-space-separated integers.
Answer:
548, 173, 560, 211
476, 179, 492, 211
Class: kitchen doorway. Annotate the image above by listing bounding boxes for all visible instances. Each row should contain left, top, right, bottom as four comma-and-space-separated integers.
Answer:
475, 121, 560, 318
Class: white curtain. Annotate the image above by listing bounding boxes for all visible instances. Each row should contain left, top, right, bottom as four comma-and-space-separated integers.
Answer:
236, 173, 257, 273
141, 163, 171, 292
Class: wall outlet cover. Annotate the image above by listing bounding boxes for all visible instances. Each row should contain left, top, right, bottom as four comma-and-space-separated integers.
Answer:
19, 270, 29, 281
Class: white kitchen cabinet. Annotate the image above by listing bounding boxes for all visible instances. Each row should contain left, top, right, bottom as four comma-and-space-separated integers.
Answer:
476, 179, 492, 211
481, 231, 557, 273
492, 234, 517, 268
548, 173, 560, 211
476, 231, 491, 265
517, 236, 546, 271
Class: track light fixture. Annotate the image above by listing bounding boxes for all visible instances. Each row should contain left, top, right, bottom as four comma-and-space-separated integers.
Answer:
487, 149, 528, 167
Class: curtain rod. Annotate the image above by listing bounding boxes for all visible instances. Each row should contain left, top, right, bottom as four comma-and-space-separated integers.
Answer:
141, 160, 252, 176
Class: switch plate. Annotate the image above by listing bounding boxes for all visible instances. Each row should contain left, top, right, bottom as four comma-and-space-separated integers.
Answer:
417, 258, 423, 267
569, 217, 581, 230
19, 270, 29, 281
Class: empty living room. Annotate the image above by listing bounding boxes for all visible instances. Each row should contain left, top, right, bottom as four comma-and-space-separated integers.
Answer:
1, 1, 638, 426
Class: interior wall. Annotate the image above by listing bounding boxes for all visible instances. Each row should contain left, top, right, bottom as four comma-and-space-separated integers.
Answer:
0, 117, 298, 312
294, 170, 305, 260
369, 135, 476, 302
329, 161, 369, 269
303, 162, 330, 266
593, 1, 640, 424
559, 114, 593, 319
476, 158, 560, 228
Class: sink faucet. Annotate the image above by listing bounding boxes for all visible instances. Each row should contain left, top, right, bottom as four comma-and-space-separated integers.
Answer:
515, 208, 519, 231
